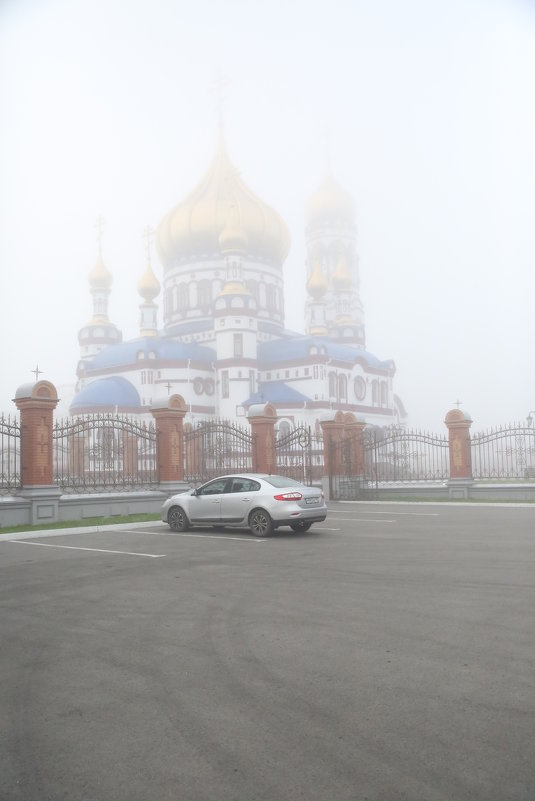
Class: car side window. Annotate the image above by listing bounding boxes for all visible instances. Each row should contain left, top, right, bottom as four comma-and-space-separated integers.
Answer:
199, 479, 228, 496
231, 479, 260, 493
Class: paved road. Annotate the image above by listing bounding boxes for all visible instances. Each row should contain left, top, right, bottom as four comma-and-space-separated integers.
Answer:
1, 503, 534, 801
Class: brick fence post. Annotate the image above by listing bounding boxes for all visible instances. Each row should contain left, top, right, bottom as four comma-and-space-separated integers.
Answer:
13, 380, 61, 524
342, 412, 367, 477
151, 394, 188, 493
320, 411, 345, 499
247, 403, 277, 474
445, 408, 474, 498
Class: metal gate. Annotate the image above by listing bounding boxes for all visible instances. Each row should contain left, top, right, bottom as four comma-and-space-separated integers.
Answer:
275, 426, 324, 485
184, 420, 255, 483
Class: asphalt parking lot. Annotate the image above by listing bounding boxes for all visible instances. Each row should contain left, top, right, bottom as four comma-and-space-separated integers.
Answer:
1, 502, 534, 801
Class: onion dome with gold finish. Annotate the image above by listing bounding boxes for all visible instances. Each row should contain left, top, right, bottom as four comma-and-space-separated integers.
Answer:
306, 173, 355, 228
332, 252, 353, 290
218, 202, 248, 255
306, 258, 328, 299
156, 133, 290, 267
137, 257, 161, 302
88, 252, 112, 290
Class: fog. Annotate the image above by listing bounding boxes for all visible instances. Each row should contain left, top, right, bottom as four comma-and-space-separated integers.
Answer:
1, 0, 534, 432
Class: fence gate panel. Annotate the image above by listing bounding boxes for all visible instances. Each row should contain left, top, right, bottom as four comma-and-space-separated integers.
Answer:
275, 426, 324, 486
0, 414, 21, 495
471, 424, 535, 479
53, 414, 158, 492
184, 420, 254, 484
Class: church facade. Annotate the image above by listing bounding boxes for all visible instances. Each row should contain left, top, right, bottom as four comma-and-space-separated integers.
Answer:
71, 134, 406, 432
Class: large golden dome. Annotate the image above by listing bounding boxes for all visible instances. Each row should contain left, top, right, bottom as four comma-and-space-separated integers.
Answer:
306, 174, 355, 228
156, 134, 290, 267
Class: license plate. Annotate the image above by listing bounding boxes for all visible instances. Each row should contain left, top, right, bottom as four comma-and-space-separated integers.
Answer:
306, 497, 319, 504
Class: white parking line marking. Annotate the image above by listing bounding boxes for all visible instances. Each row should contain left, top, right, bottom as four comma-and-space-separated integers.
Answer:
168, 533, 266, 542
8, 541, 166, 558
329, 510, 439, 517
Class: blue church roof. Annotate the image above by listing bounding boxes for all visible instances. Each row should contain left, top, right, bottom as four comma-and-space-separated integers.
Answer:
87, 337, 215, 371
243, 381, 310, 406
258, 336, 392, 370
70, 377, 141, 411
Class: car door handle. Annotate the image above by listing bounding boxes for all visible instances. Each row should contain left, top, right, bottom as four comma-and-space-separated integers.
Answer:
241, 498, 251, 502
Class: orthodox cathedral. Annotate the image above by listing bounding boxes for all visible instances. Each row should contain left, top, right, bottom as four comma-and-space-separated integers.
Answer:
70, 132, 406, 431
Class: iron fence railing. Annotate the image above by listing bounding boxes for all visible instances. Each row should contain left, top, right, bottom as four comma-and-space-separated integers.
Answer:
364, 426, 449, 484
0, 414, 21, 495
53, 413, 158, 493
275, 425, 324, 485
184, 419, 255, 484
471, 424, 535, 480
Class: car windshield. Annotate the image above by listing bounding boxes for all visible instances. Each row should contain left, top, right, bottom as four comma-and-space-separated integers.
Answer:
263, 475, 303, 488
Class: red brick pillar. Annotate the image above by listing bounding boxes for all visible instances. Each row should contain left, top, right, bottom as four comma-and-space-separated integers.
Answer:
151, 395, 187, 490
248, 403, 277, 474
13, 380, 61, 525
445, 409, 473, 490
320, 411, 345, 478
14, 381, 59, 487
342, 413, 367, 476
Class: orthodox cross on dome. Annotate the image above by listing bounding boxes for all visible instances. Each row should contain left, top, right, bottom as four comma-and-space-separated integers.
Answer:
142, 225, 154, 260
165, 381, 173, 396
454, 399, 463, 409
31, 364, 43, 381
95, 215, 106, 254
209, 73, 230, 131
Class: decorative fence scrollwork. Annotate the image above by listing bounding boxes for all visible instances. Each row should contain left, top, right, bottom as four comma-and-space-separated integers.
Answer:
53, 414, 158, 493
0, 414, 21, 495
471, 424, 535, 479
364, 426, 450, 484
184, 419, 254, 484
275, 425, 324, 485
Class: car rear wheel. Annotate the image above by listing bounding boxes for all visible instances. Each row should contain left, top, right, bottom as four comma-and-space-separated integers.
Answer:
290, 521, 312, 532
249, 508, 274, 537
168, 506, 189, 532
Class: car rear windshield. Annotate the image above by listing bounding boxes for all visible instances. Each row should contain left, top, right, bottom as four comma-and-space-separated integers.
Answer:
263, 475, 303, 488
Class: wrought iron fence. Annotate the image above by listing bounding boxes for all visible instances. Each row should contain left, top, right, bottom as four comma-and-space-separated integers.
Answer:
53, 414, 158, 492
275, 425, 324, 485
184, 419, 255, 484
471, 424, 535, 480
0, 414, 21, 495
364, 426, 450, 484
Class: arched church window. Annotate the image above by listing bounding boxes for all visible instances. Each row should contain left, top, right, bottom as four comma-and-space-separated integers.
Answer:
354, 376, 366, 401
178, 283, 189, 312
381, 381, 388, 405
172, 286, 179, 312
328, 372, 337, 399
266, 284, 276, 311
198, 280, 211, 309
338, 375, 347, 402
372, 380, 379, 404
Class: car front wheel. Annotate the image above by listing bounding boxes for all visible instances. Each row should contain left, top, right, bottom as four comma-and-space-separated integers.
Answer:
168, 505, 189, 532
249, 508, 274, 537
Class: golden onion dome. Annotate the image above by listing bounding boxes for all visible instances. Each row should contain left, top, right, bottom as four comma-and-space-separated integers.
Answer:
137, 257, 161, 302
332, 252, 352, 290
217, 280, 252, 298
156, 133, 290, 267
218, 203, 248, 255
306, 173, 355, 228
307, 258, 328, 299
88, 252, 112, 290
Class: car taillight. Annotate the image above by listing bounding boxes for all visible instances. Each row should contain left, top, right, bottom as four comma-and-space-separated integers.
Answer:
273, 492, 303, 501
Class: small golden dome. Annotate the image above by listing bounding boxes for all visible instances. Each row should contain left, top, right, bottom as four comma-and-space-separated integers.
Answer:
137, 258, 161, 302
306, 174, 355, 228
217, 280, 252, 297
156, 133, 290, 266
307, 258, 328, 299
88, 253, 112, 290
332, 253, 352, 290
219, 203, 248, 254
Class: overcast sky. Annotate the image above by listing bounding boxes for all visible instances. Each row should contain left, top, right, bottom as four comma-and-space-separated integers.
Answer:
1, 0, 534, 431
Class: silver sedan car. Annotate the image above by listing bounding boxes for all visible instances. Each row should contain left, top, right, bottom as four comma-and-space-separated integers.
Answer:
161, 473, 327, 536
